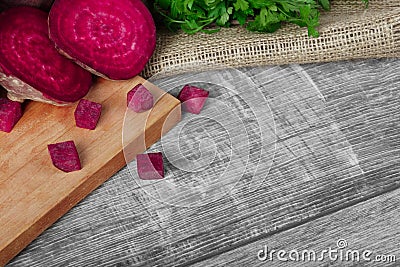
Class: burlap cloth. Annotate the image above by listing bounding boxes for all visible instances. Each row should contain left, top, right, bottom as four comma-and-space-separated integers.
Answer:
142, 0, 400, 78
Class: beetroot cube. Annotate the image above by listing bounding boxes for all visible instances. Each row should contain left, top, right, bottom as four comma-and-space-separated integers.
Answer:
178, 84, 209, 114
127, 84, 154, 113
136, 152, 164, 180
0, 98, 22, 133
48, 140, 81, 172
74, 99, 102, 130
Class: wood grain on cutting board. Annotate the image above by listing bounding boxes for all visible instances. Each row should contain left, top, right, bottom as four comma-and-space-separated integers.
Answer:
0, 76, 181, 266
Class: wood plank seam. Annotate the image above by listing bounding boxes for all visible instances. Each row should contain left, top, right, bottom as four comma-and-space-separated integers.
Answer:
176, 178, 400, 267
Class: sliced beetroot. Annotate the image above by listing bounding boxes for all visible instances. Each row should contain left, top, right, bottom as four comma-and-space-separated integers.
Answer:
178, 84, 209, 114
136, 152, 164, 180
0, 7, 92, 104
48, 140, 81, 172
127, 84, 154, 113
74, 99, 102, 130
0, 98, 22, 133
48, 0, 156, 80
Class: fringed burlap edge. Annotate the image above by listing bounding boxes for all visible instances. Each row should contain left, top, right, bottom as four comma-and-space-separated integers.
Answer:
142, 0, 400, 78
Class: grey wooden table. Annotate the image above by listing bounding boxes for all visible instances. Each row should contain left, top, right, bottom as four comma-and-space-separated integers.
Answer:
7, 58, 400, 266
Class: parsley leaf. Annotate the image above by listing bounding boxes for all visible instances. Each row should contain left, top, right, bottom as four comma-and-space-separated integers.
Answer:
153, 0, 369, 36
233, 0, 249, 12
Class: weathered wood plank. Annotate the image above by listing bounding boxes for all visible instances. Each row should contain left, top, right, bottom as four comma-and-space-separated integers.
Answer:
0, 77, 181, 266
192, 187, 400, 267
7, 59, 400, 266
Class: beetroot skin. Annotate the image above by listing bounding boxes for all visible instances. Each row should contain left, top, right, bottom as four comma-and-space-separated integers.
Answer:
48, 140, 82, 172
0, 7, 92, 105
74, 99, 102, 130
127, 84, 154, 113
48, 0, 156, 80
178, 85, 209, 114
136, 152, 164, 180
0, 98, 22, 133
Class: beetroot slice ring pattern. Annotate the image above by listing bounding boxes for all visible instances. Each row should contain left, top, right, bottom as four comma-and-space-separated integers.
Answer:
48, 0, 157, 80
0, 6, 92, 104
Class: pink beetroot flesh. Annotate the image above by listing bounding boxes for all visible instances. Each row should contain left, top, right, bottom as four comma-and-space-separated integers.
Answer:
127, 84, 154, 113
178, 85, 209, 114
0, 98, 22, 133
74, 99, 102, 130
136, 152, 164, 180
48, 0, 156, 80
0, 7, 92, 104
48, 140, 81, 172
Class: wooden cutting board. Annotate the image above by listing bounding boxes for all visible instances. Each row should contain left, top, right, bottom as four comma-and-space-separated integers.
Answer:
0, 76, 181, 266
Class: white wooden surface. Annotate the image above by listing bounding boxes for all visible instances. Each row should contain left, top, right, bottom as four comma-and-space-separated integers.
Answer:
6, 58, 400, 266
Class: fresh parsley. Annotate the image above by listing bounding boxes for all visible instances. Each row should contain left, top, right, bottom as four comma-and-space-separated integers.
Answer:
153, 0, 369, 37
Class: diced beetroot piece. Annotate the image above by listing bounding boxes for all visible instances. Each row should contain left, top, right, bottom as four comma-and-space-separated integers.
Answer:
178, 84, 209, 114
48, 140, 81, 172
0, 98, 22, 133
74, 99, 102, 130
136, 152, 164, 180
127, 84, 154, 113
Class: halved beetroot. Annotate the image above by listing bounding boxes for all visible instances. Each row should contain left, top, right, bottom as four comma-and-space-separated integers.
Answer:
48, 0, 156, 80
74, 99, 102, 130
127, 84, 154, 113
48, 140, 82, 172
0, 7, 92, 105
178, 84, 209, 114
0, 98, 22, 133
136, 152, 164, 180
